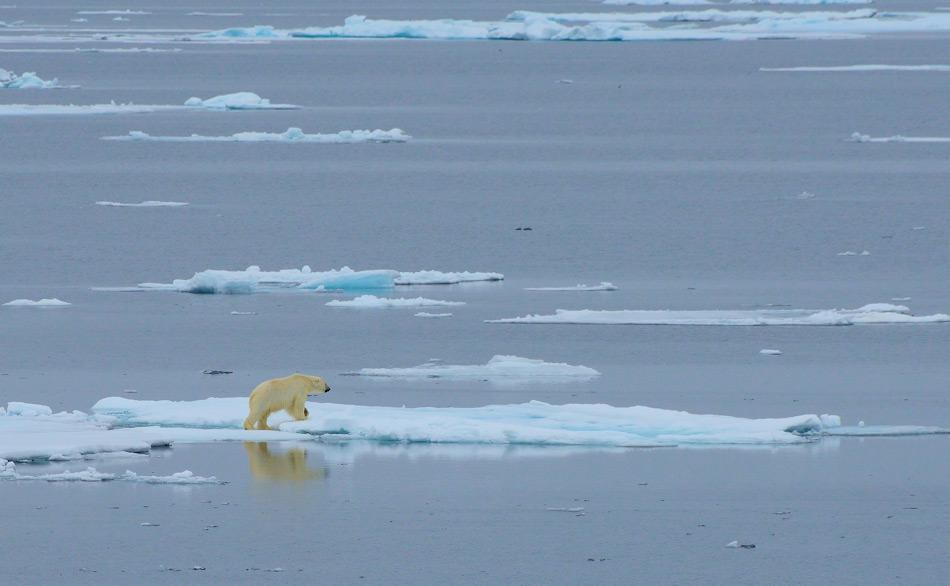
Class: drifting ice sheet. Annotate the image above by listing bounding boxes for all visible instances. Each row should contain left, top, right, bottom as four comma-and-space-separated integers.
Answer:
94, 397, 845, 446
526, 282, 618, 291
95, 200, 189, 207
849, 132, 950, 143
487, 304, 950, 326
326, 295, 464, 308
0, 68, 61, 88
183, 92, 298, 110
347, 355, 601, 379
3, 298, 70, 306
136, 266, 503, 293
103, 127, 410, 143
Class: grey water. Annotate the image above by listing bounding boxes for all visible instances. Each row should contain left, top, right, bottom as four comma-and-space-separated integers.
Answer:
1, 0, 949, 584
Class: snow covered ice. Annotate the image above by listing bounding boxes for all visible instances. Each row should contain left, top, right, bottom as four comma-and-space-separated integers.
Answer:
103, 127, 411, 144
3, 298, 70, 306
346, 355, 601, 379
525, 282, 618, 291
183, 92, 298, 110
0, 460, 222, 484
134, 266, 503, 293
487, 304, 950, 326
326, 295, 465, 308
0, 68, 61, 89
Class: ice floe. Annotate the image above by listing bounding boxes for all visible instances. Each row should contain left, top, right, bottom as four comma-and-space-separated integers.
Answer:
487, 304, 950, 326
135, 266, 502, 293
0, 102, 172, 116
3, 298, 70, 306
76, 10, 151, 15
95, 200, 189, 207
103, 127, 410, 143
605, 0, 869, 4
183, 91, 298, 110
759, 349, 783, 356
91, 396, 949, 447
188, 12, 244, 17
345, 355, 601, 379
0, 460, 223, 484
837, 250, 871, 256
762, 64, 950, 72
326, 295, 464, 308
0, 68, 61, 88
414, 312, 453, 318
849, 132, 950, 143
525, 282, 618, 292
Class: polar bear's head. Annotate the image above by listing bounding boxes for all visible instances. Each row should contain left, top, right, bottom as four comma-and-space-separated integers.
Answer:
303, 374, 330, 395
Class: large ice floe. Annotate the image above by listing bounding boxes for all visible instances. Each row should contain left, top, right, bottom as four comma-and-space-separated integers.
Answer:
525, 282, 617, 291
345, 355, 600, 380
0, 68, 61, 89
135, 266, 503, 293
849, 132, 950, 143
90, 397, 949, 447
326, 295, 464, 308
487, 304, 950, 326
103, 127, 410, 143
762, 64, 950, 72
183, 92, 298, 110
194, 9, 950, 43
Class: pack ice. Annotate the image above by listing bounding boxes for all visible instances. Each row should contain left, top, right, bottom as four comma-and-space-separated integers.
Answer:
104, 127, 411, 143
347, 355, 600, 379
135, 266, 503, 293
0, 68, 61, 89
487, 304, 950, 326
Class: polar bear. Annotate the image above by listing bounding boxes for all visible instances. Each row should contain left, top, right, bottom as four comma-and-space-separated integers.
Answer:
243, 373, 330, 431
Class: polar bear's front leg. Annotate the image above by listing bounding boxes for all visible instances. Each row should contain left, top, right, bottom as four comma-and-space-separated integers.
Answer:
289, 396, 308, 421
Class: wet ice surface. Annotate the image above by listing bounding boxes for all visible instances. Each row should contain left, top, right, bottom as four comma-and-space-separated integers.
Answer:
1, 0, 949, 583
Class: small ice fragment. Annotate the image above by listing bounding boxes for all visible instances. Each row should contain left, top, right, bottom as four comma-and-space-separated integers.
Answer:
858, 421, 865, 427
794, 191, 816, 200
837, 251, 857, 256
860, 250, 871, 256
3, 298, 70, 306
414, 312, 453, 318
759, 349, 782, 356
891, 297, 911, 301
230, 311, 257, 315
140, 522, 159, 527
546, 507, 585, 512
912, 226, 926, 230
326, 295, 464, 308
556, 79, 574, 84
725, 541, 739, 548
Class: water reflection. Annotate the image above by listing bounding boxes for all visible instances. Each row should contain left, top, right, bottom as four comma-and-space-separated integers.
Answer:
243, 442, 328, 483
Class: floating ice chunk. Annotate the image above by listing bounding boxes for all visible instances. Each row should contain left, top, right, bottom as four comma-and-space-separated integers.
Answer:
546, 507, 585, 512
7, 402, 53, 417
3, 298, 70, 306
77, 10, 151, 15
0, 102, 174, 116
188, 12, 244, 17
525, 282, 618, 292
0, 68, 61, 89
487, 304, 949, 326
122, 470, 223, 484
0, 460, 222, 483
347, 355, 601, 379
394, 271, 503, 285
849, 132, 950, 143
112, 16, 129, 21
183, 92, 298, 110
825, 425, 949, 437
891, 297, 911, 302
759, 349, 782, 355
230, 311, 257, 315
103, 127, 410, 143
326, 295, 464, 308
762, 64, 950, 72
837, 250, 870, 256
793, 191, 816, 200
414, 312, 453, 318
95, 200, 189, 207
93, 396, 837, 446
725, 541, 740, 548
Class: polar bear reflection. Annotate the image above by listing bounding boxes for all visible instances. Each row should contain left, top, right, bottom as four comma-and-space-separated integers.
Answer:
243, 442, 327, 483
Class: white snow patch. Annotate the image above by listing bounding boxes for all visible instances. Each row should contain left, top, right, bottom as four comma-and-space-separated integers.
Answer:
183, 92, 298, 110
3, 298, 70, 306
135, 266, 502, 293
95, 200, 189, 207
414, 312, 453, 318
849, 132, 950, 143
763, 64, 950, 72
487, 304, 949, 326
0, 68, 61, 89
347, 355, 601, 379
104, 127, 410, 143
326, 295, 464, 308
526, 282, 618, 292
759, 349, 783, 355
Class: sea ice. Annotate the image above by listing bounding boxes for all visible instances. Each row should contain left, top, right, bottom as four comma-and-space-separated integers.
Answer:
135, 266, 502, 293
76, 10, 150, 15
0, 68, 61, 88
3, 298, 70, 306
326, 295, 465, 308
95, 200, 189, 207
849, 132, 950, 143
486, 304, 949, 326
414, 312, 453, 318
0, 102, 172, 116
103, 127, 410, 143
525, 282, 618, 291
346, 355, 601, 379
762, 64, 950, 72
0, 460, 222, 484
183, 92, 298, 110
837, 250, 871, 256
759, 349, 783, 355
